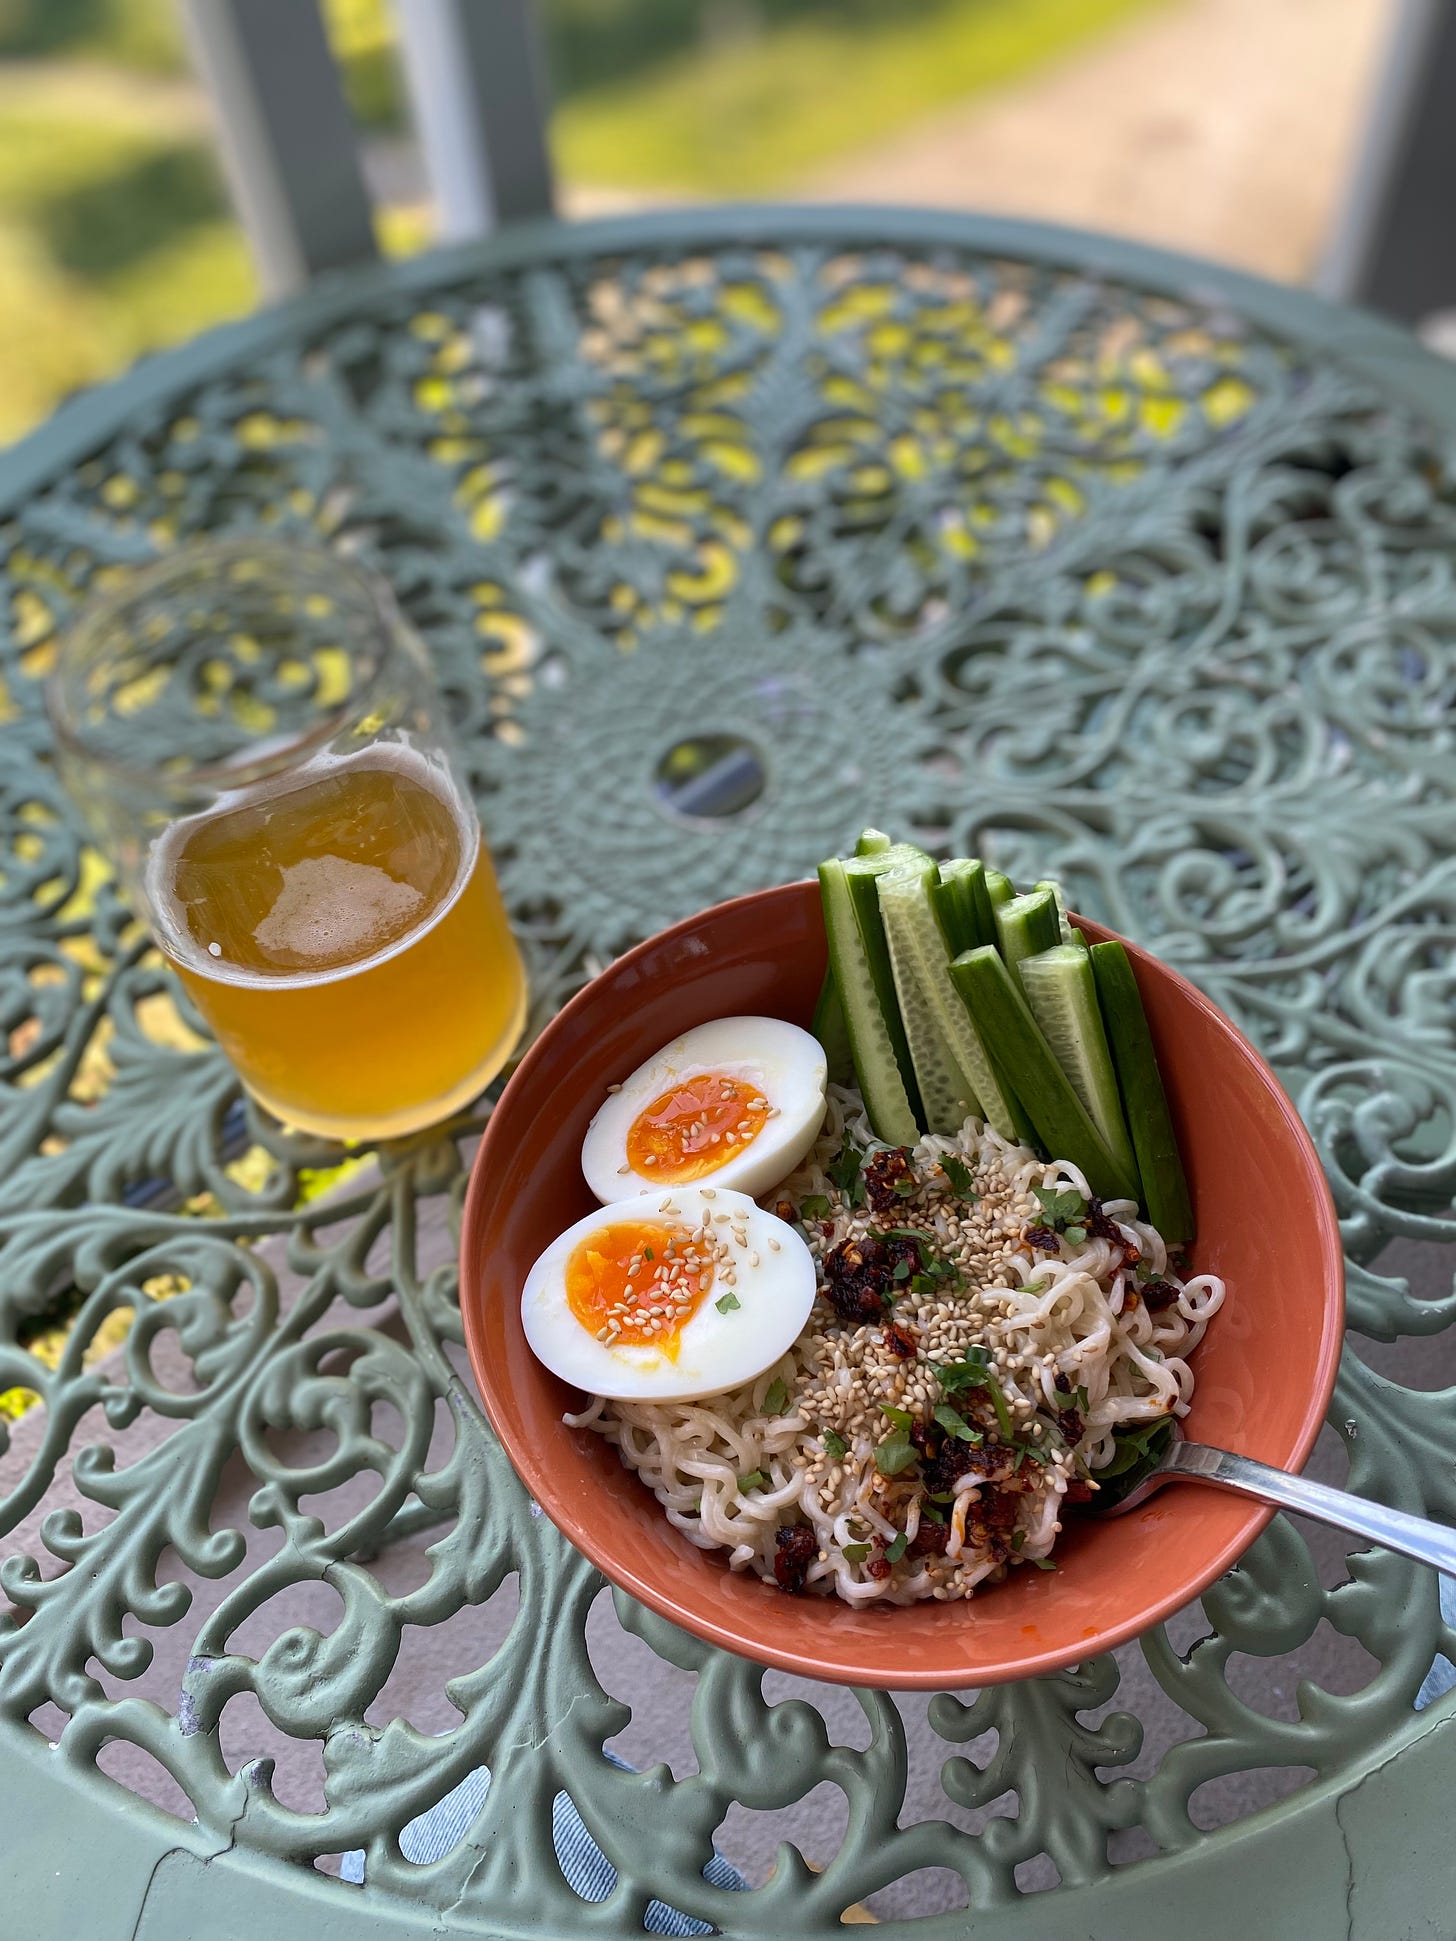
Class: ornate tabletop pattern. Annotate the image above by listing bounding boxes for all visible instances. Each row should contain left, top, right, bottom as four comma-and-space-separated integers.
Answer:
0, 211, 1453, 1937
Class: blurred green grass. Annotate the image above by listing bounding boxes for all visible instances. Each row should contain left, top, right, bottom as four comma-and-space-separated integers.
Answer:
0, 0, 1169, 445
555, 0, 1168, 194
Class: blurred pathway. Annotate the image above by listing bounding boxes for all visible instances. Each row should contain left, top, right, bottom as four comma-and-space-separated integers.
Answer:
799, 0, 1391, 282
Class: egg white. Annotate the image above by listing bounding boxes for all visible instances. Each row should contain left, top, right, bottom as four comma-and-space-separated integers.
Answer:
581, 1015, 827, 1205
521, 1187, 816, 1401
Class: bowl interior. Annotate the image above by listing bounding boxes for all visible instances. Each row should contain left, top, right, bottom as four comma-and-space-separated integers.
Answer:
461, 880, 1344, 1688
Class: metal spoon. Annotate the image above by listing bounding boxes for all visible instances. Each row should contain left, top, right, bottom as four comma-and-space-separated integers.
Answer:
1103, 1429, 1456, 1574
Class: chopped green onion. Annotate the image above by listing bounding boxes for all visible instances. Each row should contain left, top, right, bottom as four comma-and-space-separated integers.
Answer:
763, 1377, 790, 1416
843, 1542, 871, 1563
716, 1292, 740, 1314
738, 1469, 768, 1491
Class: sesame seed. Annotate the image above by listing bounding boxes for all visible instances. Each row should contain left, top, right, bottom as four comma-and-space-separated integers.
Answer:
607, 1083, 622, 1093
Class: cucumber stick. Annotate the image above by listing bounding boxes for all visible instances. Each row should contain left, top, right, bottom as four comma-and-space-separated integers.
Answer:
818, 859, 920, 1145
1089, 940, 1194, 1242
984, 869, 1014, 909
931, 858, 995, 956
810, 828, 897, 1082
843, 847, 930, 1127
875, 865, 1027, 1142
811, 969, 854, 1085
995, 890, 1061, 977
1035, 878, 1076, 944
876, 857, 980, 1133
950, 947, 1141, 1203
1019, 943, 1138, 1187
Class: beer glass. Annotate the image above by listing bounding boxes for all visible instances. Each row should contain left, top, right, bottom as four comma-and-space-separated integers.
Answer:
49, 540, 527, 1140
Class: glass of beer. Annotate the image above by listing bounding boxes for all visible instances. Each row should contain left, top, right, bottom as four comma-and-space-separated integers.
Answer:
49, 539, 527, 1141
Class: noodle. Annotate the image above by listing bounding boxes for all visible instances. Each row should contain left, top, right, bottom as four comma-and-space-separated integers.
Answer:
568, 1086, 1224, 1603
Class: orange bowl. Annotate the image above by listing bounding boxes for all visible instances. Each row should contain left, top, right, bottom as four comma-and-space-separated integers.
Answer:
461, 880, 1343, 1688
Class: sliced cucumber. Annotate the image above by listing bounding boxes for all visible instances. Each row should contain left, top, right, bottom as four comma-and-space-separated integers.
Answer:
877, 856, 980, 1133
843, 847, 930, 1131
994, 890, 1061, 977
1020, 943, 1138, 1188
818, 859, 920, 1145
875, 866, 1028, 1143
984, 868, 1014, 909
1034, 878, 1076, 944
1089, 940, 1193, 1242
855, 828, 893, 857
931, 858, 995, 957
811, 968, 854, 1085
950, 947, 1141, 1203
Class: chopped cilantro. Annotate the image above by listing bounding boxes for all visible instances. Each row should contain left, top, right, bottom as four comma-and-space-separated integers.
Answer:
892, 1174, 917, 1199
880, 1404, 912, 1430
885, 1531, 908, 1564
933, 1402, 981, 1444
1032, 1184, 1088, 1231
940, 1153, 978, 1198
1010, 1529, 1026, 1552
920, 1500, 946, 1524
910, 1273, 935, 1295
799, 1194, 831, 1221
843, 1542, 871, 1563
1031, 1556, 1057, 1571
875, 1428, 917, 1477
935, 1350, 1012, 1440
716, 1292, 741, 1314
1099, 1414, 1175, 1482
929, 1490, 956, 1505
828, 1144, 866, 1205
1062, 1225, 1088, 1246
737, 1469, 768, 1491
936, 1346, 991, 1391
892, 1258, 913, 1282
823, 1430, 848, 1460
763, 1377, 790, 1416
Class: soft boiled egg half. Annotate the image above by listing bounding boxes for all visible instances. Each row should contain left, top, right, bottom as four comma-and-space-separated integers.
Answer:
581, 1016, 827, 1205
521, 1186, 815, 1401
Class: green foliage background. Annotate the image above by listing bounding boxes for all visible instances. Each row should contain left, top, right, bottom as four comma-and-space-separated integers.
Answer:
0, 0, 1166, 443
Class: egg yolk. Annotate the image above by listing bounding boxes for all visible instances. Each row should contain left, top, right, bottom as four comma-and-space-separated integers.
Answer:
626, 1071, 770, 1183
565, 1219, 713, 1354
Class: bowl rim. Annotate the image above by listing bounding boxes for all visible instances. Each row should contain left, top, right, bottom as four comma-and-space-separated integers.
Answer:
461, 879, 1346, 1689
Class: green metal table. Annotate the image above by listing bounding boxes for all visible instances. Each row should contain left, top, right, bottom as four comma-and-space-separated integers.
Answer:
1, 208, 1454, 1939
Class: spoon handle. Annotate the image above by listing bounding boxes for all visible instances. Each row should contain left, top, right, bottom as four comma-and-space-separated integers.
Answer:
1169, 1440, 1456, 1576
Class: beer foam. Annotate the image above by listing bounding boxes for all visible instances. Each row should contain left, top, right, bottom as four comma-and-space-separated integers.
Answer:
253, 856, 425, 965
148, 740, 480, 989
